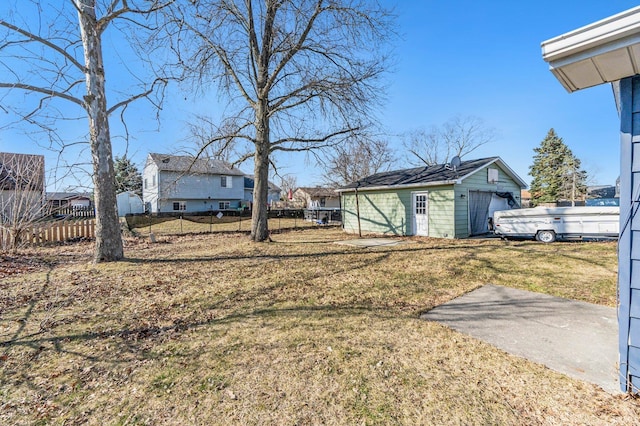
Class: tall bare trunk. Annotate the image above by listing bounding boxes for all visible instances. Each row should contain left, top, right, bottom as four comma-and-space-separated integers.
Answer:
251, 98, 270, 242
76, 0, 123, 261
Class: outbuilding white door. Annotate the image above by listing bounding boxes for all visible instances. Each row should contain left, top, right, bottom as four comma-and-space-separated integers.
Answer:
413, 192, 429, 236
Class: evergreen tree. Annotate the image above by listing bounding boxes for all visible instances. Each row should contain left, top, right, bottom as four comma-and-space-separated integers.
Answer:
114, 156, 143, 197
529, 129, 588, 206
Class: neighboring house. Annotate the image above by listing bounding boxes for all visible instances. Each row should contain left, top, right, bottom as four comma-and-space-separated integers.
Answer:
143, 153, 245, 213
292, 187, 340, 209
587, 184, 617, 199
243, 175, 282, 207
337, 157, 527, 238
116, 191, 144, 216
0, 152, 45, 220
46, 192, 92, 210
585, 184, 619, 206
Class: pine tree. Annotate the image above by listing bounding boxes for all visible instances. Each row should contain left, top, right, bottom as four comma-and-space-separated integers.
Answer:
529, 129, 588, 206
114, 156, 143, 197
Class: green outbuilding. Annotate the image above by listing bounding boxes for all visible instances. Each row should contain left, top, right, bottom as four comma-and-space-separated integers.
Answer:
337, 157, 527, 238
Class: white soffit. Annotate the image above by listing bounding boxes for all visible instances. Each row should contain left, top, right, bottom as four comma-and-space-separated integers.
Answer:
541, 6, 640, 93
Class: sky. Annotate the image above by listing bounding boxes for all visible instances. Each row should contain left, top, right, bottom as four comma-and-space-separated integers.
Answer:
1, 0, 638, 191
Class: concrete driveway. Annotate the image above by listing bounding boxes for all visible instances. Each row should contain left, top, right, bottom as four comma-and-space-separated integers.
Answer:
421, 284, 620, 394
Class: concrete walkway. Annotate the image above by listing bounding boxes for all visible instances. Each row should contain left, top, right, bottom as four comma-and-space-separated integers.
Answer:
420, 284, 620, 394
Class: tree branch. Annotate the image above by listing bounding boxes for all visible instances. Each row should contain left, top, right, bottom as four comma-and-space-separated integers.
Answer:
0, 82, 84, 107
0, 19, 85, 72
106, 78, 167, 115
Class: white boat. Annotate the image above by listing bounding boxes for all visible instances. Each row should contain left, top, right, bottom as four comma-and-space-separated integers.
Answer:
492, 206, 619, 243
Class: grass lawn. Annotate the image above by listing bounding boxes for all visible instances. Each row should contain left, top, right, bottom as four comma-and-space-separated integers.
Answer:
130, 217, 323, 237
1, 228, 638, 425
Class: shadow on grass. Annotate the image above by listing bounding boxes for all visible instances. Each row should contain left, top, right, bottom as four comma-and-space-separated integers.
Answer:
0, 303, 399, 361
121, 242, 497, 265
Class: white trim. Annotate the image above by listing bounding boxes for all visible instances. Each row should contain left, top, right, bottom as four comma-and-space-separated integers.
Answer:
542, 6, 640, 62
457, 158, 528, 189
541, 6, 640, 92
412, 191, 429, 237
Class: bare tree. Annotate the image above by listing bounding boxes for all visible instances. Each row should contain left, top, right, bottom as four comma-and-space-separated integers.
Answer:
0, 153, 46, 252
403, 115, 498, 167
279, 174, 297, 197
321, 136, 395, 187
160, 0, 395, 241
0, 1, 168, 261
185, 115, 248, 163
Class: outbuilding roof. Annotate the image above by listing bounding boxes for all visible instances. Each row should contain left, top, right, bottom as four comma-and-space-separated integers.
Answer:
337, 157, 527, 192
147, 153, 244, 176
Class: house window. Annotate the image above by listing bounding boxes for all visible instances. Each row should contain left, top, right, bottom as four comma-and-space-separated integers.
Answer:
320, 197, 326, 207
144, 178, 148, 189
415, 195, 427, 214
221, 176, 232, 188
173, 201, 186, 211
219, 201, 230, 210
488, 168, 499, 184
152, 174, 156, 186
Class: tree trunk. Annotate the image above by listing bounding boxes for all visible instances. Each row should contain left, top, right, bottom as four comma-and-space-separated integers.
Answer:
251, 98, 270, 242
76, 0, 124, 261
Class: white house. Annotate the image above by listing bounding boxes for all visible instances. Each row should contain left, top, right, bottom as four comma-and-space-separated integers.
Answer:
292, 187, 340, 209
143, 153, 245, 213
116, 191, 144, 216
46, 192, 92, 210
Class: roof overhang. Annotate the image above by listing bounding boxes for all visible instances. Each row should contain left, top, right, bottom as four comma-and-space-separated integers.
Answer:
541, 6, 640, 93
459, 157, 528, 189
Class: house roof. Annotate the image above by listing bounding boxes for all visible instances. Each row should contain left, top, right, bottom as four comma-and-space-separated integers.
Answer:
0, 152, 45, 191
147, 153, 244, 176
243, 175, 281, 192
337, 157, 527, 192
46, 192, 91, 201
541, 6, 640, 92
296, 187, 339, 198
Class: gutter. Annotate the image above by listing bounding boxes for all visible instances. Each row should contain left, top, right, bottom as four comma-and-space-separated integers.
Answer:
336, 179, 461, 194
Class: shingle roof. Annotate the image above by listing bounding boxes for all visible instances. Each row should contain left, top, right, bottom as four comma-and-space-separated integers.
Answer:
243, 175, 281, 192
46, 192, 91, 201
338, 157, 526, 191
147, 153, 244, 176
296, 187, 338, 197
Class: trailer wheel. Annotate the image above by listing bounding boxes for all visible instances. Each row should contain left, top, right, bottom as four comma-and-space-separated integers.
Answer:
536, 230, 556, 243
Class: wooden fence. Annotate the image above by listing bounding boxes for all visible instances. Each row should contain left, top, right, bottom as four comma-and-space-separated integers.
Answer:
2, 219, 96, 247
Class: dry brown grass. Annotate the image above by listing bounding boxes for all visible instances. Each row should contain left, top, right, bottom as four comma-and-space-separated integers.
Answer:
131, 217, 322, 237
1, 229, 638, 425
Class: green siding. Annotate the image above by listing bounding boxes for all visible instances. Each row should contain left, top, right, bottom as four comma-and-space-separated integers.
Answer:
340, 162, 524, 239
341, 186, 455, 238
454, 164, 523, 238
341, 190, 410, 235
427, 188, 455, 238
